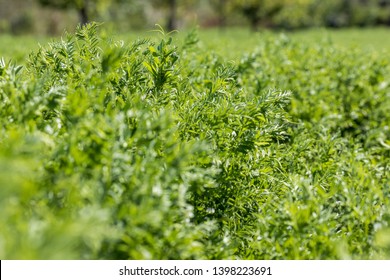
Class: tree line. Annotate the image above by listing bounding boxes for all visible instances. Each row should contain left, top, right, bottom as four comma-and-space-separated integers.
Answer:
1, 0, 390, 34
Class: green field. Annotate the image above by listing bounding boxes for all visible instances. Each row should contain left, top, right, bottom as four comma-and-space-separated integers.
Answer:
290, 27, 390, 51
1, 25, 389, 259
1, 27, 390, 62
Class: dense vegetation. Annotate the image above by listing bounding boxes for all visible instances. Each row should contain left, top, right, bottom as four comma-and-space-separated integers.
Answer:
0, 23, 389, 259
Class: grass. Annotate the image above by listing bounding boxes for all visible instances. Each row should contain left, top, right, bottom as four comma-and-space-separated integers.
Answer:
1, 27, 389, 63
0, 34, 50, 63
289, 27, 390, 53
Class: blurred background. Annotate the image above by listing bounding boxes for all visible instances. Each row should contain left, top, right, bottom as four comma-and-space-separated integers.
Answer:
0, 0, 390, 35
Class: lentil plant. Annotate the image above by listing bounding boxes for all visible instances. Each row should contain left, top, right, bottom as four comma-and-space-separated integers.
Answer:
0, 23, 389, 259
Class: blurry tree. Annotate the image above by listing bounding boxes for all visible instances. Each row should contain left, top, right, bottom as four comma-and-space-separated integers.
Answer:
149, 0, 178, 31
38, 0, 88, 25
378, 0, 390, 25
106, 0, 148, 30
273, 0, 313, 29
167, 0, 177, 31
0, 0, 37, 33
209, 0, 230, 27
38, 0, 113, 25
350, 0, 390, 26
309, 0, 390, 27
149, 0, 196, 31
3, 0, 390, 34
229, 0, 390, 29
232, 0, 285, 30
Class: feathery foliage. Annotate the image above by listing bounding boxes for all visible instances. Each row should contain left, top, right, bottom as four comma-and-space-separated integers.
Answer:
1, 23, 389, 259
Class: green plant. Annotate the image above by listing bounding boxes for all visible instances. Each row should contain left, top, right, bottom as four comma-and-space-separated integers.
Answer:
1, 23, 389, 260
